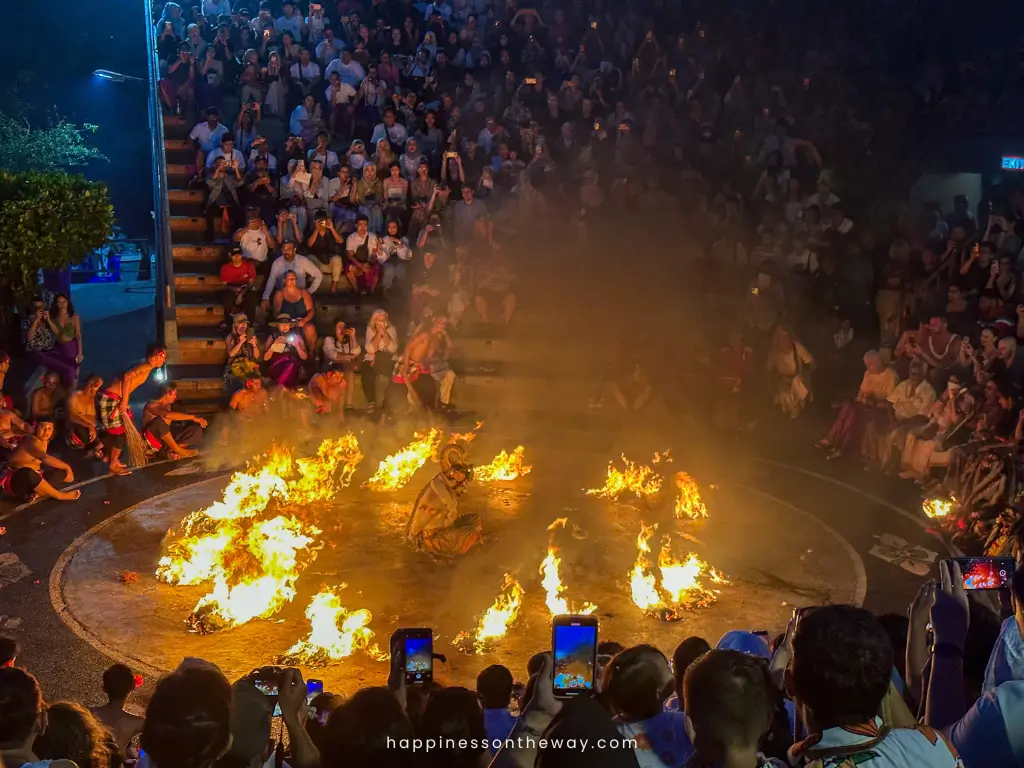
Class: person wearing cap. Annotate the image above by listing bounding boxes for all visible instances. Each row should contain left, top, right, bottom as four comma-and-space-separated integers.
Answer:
263, 313, 308, 390
219, 247, 257, 328
189, 107, 227, 173
224, 313, 261, 393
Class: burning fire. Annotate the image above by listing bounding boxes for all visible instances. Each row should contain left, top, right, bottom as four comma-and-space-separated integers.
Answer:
450, 421, 485, 443
283, 586, 387, 664
475, 446, 532, 482
629, 522, 728, 619
541, 519, 596, 616
157, 437, 362, 632
454, 573, 525, 653
673, 472, 708, 519
364, 429, 443, 491
586, 454, 664, 500
923, 497, 954, 519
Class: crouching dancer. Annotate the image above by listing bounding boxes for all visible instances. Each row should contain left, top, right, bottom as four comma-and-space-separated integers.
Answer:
0, 420, 80, 502
405, 445, 482, 556
142, 384, 207, 459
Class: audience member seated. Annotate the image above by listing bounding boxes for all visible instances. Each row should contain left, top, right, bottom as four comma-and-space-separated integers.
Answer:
233, 210, 277, 272
189, 106, 228, 173
867, 359, 937, 471
33, 701, 115, 768
264, 314, 309, 391
28, 373, 61, 424
473, 252, 517, 325
142, 384, 207, 459
66, 375, 104, 458
378, 219, 413, 295
900, 374, 973, 484
219, 247, 258, 329
205, 156, 243, 239
361, 309, 398, 410
90, 664, 144, 757
306, 212, 346, 292
816, 349, 899, 460
0, 420, 80, 502
766, 325, 814, 419
345, 215, 381, 294
323, 320, 361, 409
263, 241, 324, 309
271, 271, 317, 352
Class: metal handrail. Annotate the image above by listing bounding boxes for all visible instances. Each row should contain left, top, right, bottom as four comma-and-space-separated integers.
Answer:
143, 0, 178, 349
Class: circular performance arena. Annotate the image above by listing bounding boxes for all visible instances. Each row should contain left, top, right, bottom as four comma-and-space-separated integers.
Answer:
38, 422, 942, 696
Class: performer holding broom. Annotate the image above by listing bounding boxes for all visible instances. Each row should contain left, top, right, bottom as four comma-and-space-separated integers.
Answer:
98, 344, 167, 474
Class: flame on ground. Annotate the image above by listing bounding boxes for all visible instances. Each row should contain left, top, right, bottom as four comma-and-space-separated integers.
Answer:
923, 497, 954, 519
157, 437, 362, 632
453, 573, 525, 653
586, 454, 664, 500
541, 519, 596, 616
283, 587, 388, 664
629, 522, 728, 619
450, 421, 485, 443
364, 429, 444, 491
475, 446, 533, 482
673, 472, 708, 519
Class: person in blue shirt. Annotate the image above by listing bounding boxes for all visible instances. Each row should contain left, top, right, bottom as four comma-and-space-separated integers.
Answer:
477, 664, 517, 753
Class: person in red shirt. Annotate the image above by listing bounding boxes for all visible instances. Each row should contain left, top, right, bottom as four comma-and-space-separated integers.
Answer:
219, 247, 257, 329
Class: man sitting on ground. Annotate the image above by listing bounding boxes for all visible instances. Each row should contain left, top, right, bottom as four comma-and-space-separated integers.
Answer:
90, 664, 144, 756
142, 384, 207, 459
229, 374, 270, 415
308, 369, 346, 421
1, 419, 80, 502
28, 372, 60, 423
67, 374, 104, 458
0, 406, 33, 453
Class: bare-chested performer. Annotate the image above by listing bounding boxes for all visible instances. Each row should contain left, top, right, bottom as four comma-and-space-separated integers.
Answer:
142, 383, 207, 459
308, 369, 346, 421
0, 407, 33, 452
229, 375, 270, 414
67, 374, 104, 457
0, 420, 80, 502
387, 315, 449, 416
98, 344, 167, 474
405, 445, 482, 556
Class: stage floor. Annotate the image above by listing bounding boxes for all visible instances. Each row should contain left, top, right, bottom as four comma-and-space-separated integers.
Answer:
53, 444, 864, 694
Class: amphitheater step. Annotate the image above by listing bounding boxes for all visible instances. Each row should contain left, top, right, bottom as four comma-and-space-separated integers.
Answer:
174, 272, 226, 292
162, 114, 189, 139
172, 243, 229, 264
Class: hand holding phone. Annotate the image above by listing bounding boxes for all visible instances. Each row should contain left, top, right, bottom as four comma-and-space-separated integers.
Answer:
950, 556, 1014, 590
401, 628, 433, 684
551, 615, 598, 698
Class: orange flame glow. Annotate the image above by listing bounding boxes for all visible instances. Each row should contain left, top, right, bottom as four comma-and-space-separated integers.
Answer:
454, 573, 525, 653
586, 454, 663, 500
541, 519, 596, 615
673, 472, 708, 519
364, 429, 444, 491
628, 522, 728, 618
157, 437, 363, 632
450, 421, 485, 443
475, 446, 532, 482
283, 586, 388, 664
923, 497, 954, 519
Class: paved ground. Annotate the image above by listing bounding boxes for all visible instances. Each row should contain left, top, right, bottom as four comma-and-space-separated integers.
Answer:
0, 413, 948, 705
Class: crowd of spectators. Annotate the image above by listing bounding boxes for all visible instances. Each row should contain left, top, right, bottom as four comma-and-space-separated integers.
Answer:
3, 559, 1024, 768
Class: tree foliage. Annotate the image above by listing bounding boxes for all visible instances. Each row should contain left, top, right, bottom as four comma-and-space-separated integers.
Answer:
0, 113, 106, 173
0, 171, 114, 301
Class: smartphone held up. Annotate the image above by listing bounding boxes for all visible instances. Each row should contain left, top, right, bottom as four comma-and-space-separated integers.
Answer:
552, 614, 598, 698
401, 628, 433, 685
949, 556, 1015, 590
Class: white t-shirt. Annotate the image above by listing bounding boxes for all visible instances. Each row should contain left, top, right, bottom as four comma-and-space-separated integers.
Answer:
326, 82, 357, 105
238, 228, 271, 263
325, 58, 365, 87
290, 61, 322, 81
189, 122, 228, 153
346, 232, 379, 256
206, 147, 246, 169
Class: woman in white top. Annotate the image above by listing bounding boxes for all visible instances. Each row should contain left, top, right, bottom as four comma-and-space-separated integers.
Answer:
323, 319, 362, 408
280, 159, 311, 234
289, 94, 325, 145
303, 159, 332, 221
360, 309, 399, 409
766, 325, 814, 418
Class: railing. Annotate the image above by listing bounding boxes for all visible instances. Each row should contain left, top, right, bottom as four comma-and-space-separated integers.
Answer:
144, 0, 178, 356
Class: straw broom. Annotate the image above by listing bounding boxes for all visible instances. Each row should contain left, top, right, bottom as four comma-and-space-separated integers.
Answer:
122, 413, 149, 468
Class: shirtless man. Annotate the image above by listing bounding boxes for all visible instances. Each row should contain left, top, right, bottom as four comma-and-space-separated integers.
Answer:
98, 344, 167, 474
390, 315, 448, 413
0, 408, 33, 453
90, 664, 144, 757
142, 384, 207, 459
2, 420, 80, 502
67, 375, 104, 456
308, 369, 346, 420
29, 372, 60, 422
229, 375, 270, 414
0, 351, 14, 411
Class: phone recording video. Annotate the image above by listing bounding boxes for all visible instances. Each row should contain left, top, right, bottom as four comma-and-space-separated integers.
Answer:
552, 615, 598, 698
306, 678, 324, 704
254, 671, 282, 716
951, 557, 1015, 590
403, 628, 433, 684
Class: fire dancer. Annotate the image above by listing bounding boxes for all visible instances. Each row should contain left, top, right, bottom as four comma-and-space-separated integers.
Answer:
142, 384, 207, 459
229, 375, 270, 415
387, 315, 449, 415
0, 406, 33, 453
66, 374, 104, 458
406, 445, 482, 556
0, 419, 80, 502
98, 344, 167, 475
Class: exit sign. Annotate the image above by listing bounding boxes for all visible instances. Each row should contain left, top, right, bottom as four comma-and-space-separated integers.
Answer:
1002, 156, 1024, 170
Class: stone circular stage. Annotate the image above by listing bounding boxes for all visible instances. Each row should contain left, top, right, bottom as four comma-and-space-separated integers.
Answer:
49, 446, 865, 694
